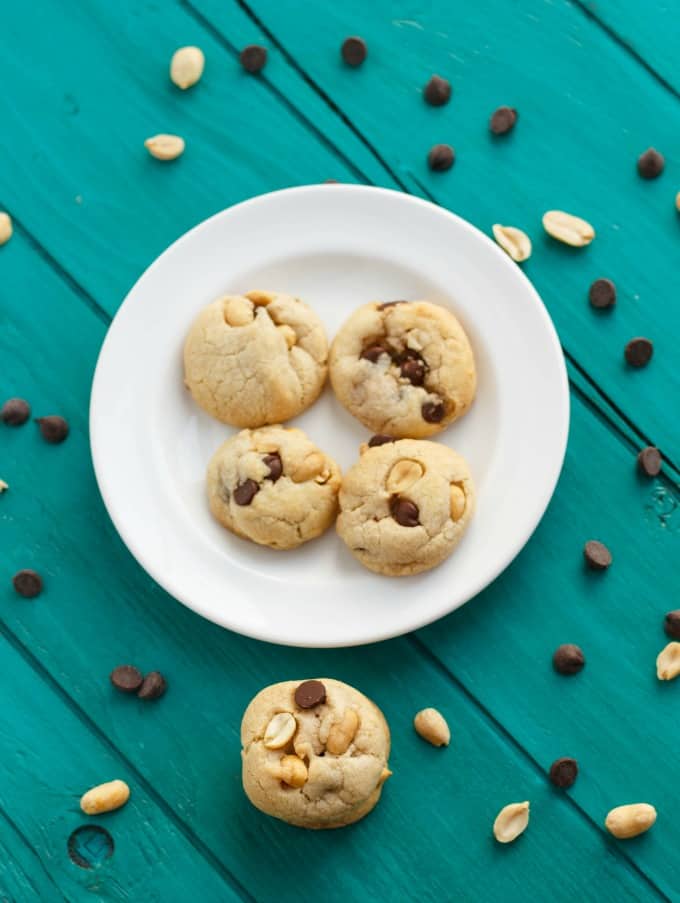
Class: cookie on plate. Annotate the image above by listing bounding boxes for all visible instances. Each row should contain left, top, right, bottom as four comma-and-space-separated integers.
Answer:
336, 437, 475, 576
241, 678, 391, 829
184, 290, 328, 427
329, 300, 476, 438
207, 425, 341, 550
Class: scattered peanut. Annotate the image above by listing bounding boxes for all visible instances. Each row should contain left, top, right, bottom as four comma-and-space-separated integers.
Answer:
386, 459, 424, 494
675, 191, 680, 213
245, 290, 276, 306
170, 46, 205, 90
0, 480, 7, 493
276, 754, 308, 788
291, 452, 325, 483
0, 212, 13, 246
493, 801, 530, 843
144, 134, 185, 161
492, 224, 532, 262
414, 708, 450, 747
542, 210, 595, 247
605, 803, 656, 839
80, 779, 130, 815
656, 642, 680, 680
277, 324, 297, 349
326, 708, 360, 755
264, 712, 297, 749
449, 484, 466, 521
223, 296, 254, 327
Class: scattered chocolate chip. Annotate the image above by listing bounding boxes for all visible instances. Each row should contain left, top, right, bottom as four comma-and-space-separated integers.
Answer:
549, 757, 579, 788
637, 446, 661, 477
323, 178, 339, 183
12, 569, 43, 598
553, 644, 585, 675
341, 36, 367, 67
360, 344, 388, 363
35, 415, 69, 443
422, 400, 444, 423
625, 337, 653, 368
234, 479, 259, 506
294, 679, 326, 708
137, 671, 167, 700
401, 358, 425, 386
637, 147, 664, 179
490, 106, 517, 135
263, 453, 282, 482
428, 143, 455, 172
110, 665, 144, 693
390, 496, 420, 527
368, 434, 394, 447
588, 278, 616, 309
583, 540, 612, 571
424, 75, 451, 106
664, 610, 680, 639
377, 301, 406, 310
240, 44, 267, 73
1, 397, 30, 426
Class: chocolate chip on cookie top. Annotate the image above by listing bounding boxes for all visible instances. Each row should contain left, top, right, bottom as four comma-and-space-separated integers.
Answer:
421, 400, 445, 423
390, 497, 420, 527
233, 478, 259, 506
294, 679, 327, 709
262, 452, 282, 482
367, 434, 395, 447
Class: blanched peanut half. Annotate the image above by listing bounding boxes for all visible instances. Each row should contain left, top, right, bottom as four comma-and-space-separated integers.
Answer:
275, 755, 308, 788
542, 210, 594, 247
326, 708, 360, 755
80, 779, 130, 815
450, 484, 466, 521
414, 708, 450, 747
605, 803, 656, 839
493, 801, 530, 843
223, 296, 254, 327
0, 212, 12, 246
277, 324, 297, 349
170, 46, 205, 89
144, 134, 185, 161
263, 712, 297, 749
245, 290, 276, 307
386, 459, 424, 494
492, 224, 532, 262
291, 452, 325, 483
656, 642, 680, 680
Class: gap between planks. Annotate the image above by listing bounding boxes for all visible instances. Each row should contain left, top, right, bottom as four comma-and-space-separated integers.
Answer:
0, 805, 70, 903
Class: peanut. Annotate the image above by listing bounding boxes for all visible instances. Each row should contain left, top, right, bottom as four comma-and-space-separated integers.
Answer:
326, 708, 359, 755
492, 224, 532, 262
542, 210, 594, 247
263, 712, 297, 749
675, 191, 680, 213
277, 324, 297, 349
223, 296, 253, 327
493, 801, 530, 843
80, 779, 130, 815
656, 642, 680, 680
605, 803, 656, 839
170, 46, 205, 90
0, 212, 13, 246
450, 484, 466, 521
245, 290, 276, 306
386, 459, 424, 494
291, 452, 325, 483
414, 708, 450, 747
276, 755, 308, 788
144, 134, 185, 161
0, 480, 7, 493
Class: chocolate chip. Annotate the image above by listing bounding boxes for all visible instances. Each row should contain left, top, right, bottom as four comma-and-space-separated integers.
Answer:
377, 301, 406, 310
12, 569, 43, 598
401, 358, 425, 386
637, 147, 664, 179
490, 106, 517, 135
625, 337, 653, 368
110, 665, 143, 693
323, 178, 339, 183
424, 75, 451, 106
240, 44, 267, 73
35, 415, 69, 443
664, 610, 680, 639
234, 479, 259, 506
137, 671, 167, 700
552, 644, 585, 675
428, 144, 455, 172
422, 400, 444, 423
583, 540, 612, 570
341, 36, 367, 67
367, 434, 394, 447
263, 453, 282, 482
549, 757, 578, 788
1, 397, 30, 426
360, 344, 388, 363
637, 446, 662, 477
294, 679, 326, 709
589, 278, 616, 309
390, 496, 420, 527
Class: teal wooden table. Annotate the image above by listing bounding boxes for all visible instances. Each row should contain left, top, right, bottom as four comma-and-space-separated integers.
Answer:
1, 1, 678, 900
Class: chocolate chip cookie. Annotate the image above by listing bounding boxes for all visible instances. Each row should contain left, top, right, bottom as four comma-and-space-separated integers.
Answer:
336, 438, 475, 576
184, 290, 328, 427
241, 678, 391, 829
329, 300, 476, 438
207, 425, 341, 549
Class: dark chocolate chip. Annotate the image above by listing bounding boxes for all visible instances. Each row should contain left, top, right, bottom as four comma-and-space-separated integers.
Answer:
263, 452, 282, 482
588, 278, 616, 309
390, 496, 420, 527
625, 337, 653, 368
12, 569, 43, 598
240, 44, 267, 73
664, 610, 680, 639
553, 644, 585, 675
36, 415, 69, 443
549, 757, 578, 788
294, 679, 326, 708
583, 540, 612, 571
360, 344, 389, 363
137, 671, 167, 700
234, 479, 259, 506
428, 144, 455, 172
424, 75, 451, 106
421, 400, 444, 423
401, 358, 425, 386
637, 147, 664, 179
367, 434, 394, 447
637, 446, 661, 477
1, 397, 30, 426
490, 106, 518, 135
341, 36, 367, 67
110, 665, 144, 693
377, 301, 406, 310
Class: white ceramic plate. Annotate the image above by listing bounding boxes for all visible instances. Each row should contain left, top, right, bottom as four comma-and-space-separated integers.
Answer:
90, 185, 569, 647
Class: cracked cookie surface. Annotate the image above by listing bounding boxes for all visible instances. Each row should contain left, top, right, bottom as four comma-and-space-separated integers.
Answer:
184, 290, 328, 427
337, 438, 475, 576
241, 678, 391, 829
207, 425, 341, 549
329, 300, 476, 438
